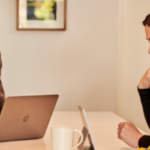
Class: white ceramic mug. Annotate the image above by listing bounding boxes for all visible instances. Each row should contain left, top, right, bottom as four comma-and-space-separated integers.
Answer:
51, 126, 83, 150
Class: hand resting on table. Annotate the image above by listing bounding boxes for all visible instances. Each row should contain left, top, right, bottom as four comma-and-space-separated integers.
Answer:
117, 121, 143, 148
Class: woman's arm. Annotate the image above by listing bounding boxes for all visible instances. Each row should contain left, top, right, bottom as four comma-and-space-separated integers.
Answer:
117, 87, 150, 148
117, 121, 143, 148
137, 87, 150, 148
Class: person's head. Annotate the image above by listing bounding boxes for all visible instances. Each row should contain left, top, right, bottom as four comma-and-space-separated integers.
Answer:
143, 14, 150, 54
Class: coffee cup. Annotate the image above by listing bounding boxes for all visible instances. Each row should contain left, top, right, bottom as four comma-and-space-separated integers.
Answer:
51, 126, 83, 150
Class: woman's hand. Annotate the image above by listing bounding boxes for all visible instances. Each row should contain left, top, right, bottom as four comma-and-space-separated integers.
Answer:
117, 121, 143, 148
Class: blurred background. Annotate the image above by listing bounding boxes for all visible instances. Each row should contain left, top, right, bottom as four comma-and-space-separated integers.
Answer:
0, 0, 150, 134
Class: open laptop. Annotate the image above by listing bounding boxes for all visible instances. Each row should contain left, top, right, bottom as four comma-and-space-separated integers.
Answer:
0, 95, 58, 142
78, 105, 97, 150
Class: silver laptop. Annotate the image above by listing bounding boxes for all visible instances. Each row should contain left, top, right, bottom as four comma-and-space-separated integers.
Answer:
0, 95, 58, 142
78, 105, 97, 150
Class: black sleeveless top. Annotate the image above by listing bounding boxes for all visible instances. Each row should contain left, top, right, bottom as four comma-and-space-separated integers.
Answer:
138, 87, 150, 147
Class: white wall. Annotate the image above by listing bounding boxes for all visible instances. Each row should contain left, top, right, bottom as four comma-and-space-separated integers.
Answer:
0, 0, 118, 111
119, 0, 150, 133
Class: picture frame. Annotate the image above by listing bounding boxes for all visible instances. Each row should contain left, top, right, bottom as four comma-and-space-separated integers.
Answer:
17, 0, 67, 31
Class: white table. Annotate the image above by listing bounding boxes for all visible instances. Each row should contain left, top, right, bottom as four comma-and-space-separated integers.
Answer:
0, 112, 146, 150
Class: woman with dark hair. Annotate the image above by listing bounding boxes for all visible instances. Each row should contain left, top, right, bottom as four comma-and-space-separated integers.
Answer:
117, 14, 150, 148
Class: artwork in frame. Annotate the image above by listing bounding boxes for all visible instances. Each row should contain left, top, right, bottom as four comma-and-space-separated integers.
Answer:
17, 0, 66, 31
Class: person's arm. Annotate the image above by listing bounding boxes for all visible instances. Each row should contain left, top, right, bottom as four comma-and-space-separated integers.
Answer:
117, 121, 143, 148
117, 68, 150, 148
0, 52, 5, 113
138, 87, 150, 148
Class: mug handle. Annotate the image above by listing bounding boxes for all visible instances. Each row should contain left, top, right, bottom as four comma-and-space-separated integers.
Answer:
72, 129, 83, 149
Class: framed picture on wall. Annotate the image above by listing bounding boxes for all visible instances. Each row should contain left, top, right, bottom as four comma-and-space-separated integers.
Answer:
17, 0, 67, 31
